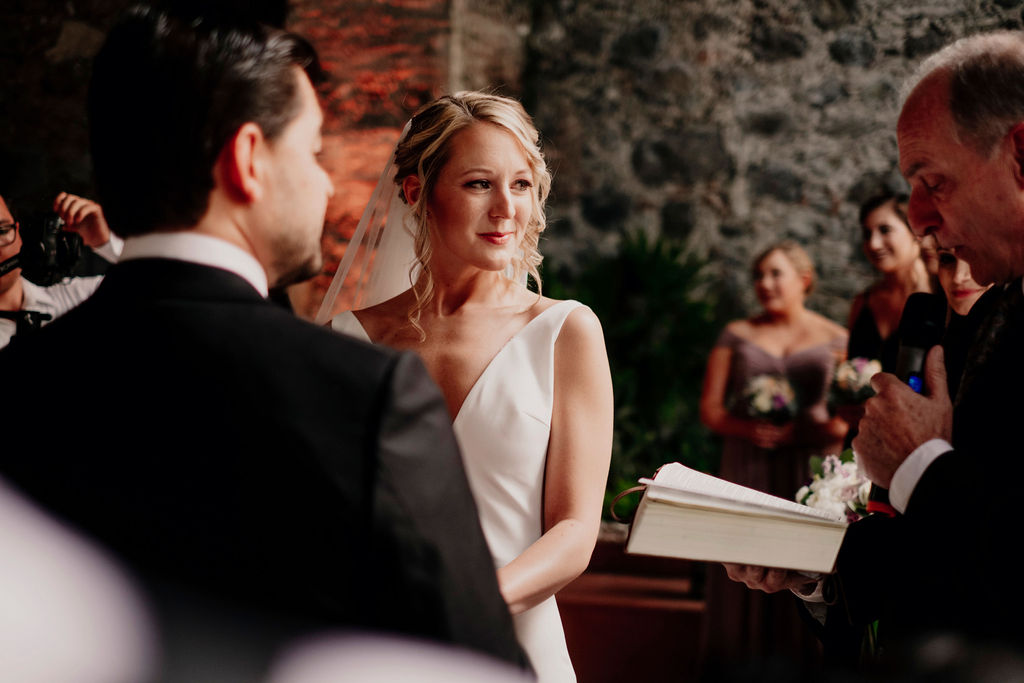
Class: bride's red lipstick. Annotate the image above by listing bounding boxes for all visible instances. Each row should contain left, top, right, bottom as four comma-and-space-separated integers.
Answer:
479, 232, 512, 244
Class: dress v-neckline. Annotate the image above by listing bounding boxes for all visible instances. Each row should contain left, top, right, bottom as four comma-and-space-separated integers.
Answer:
349, 300, 576, 425
451, 301, 574, 426
727, 330, 836, 362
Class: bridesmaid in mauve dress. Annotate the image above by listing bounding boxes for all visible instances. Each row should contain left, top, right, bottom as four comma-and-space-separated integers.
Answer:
698, 241, 848, 678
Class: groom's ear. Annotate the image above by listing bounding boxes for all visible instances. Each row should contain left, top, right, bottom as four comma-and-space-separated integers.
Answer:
218, 122, 266, 203
402, 175, 423, 206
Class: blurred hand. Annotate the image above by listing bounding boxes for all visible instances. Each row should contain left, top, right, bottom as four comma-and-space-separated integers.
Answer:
53, 192, 110, 248
723, 563, 817, 593
834, 403, 864, 429
852, 346, 952, 488
745, 420, 794, 450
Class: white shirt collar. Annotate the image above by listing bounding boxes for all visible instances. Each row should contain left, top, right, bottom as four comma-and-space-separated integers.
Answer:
19, 277, 47, 310
119, 232, 269, 297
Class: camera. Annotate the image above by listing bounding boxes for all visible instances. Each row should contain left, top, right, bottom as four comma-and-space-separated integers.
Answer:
9, 211, 82, 286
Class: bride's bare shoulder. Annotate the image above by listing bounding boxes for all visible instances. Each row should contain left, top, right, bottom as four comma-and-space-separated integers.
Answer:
526, 294, 560, 313
352, 290, 417, 342
524, 293, 585, 320
534, 295, 602, 338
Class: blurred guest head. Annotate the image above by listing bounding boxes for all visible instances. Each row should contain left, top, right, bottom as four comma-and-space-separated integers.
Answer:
898, 31, 1024, 286
858, 193, 922, 276
751, 240, 814, 314
918, 230, 941, 277
265, 633, 532, 683
0, 478, 156, 683
936, 248, 993, 316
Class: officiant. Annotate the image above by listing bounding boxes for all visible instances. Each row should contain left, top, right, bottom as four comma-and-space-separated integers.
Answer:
729, 29, 1024, 672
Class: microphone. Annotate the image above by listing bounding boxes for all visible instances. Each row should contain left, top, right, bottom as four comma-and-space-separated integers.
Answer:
867, 292, 947, 516
894, 292, 948, 393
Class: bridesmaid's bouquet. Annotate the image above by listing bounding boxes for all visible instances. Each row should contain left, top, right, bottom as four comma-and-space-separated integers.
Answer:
796, 450, 870, 523
830, 357, 882, 406
738, 374, 797, 424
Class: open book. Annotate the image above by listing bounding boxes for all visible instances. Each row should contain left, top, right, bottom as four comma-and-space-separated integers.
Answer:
625, 463, 848, 573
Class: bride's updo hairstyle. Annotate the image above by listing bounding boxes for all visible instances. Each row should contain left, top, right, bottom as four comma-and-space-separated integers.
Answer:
393, 91, 552, 327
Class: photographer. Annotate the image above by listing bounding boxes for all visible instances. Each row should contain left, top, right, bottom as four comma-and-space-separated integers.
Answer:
0, 192, 121, 347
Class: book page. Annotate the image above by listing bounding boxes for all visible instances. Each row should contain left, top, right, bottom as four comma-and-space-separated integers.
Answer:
641, 462, 844, 523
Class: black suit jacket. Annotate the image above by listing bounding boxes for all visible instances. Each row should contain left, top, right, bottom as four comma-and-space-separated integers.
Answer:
828, 281, 1024, 666
0, 258, 525, 669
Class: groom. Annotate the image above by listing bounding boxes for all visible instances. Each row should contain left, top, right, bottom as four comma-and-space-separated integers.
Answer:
0, 3, 525, 671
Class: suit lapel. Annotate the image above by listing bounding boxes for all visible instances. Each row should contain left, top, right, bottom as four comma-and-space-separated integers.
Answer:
952, 278, 1024, 454
955, 280, 1022, 408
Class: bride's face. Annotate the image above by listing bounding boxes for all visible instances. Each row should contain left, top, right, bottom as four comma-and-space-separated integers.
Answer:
422, 122, 535, 275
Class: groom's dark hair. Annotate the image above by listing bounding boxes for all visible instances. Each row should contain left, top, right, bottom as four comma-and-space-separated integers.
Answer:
88, 3, 323, 238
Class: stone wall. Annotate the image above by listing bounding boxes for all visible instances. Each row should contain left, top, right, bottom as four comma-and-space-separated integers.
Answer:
287, 0, 450, 316
4, 1, 1024, 320
454, 0, 1024, 321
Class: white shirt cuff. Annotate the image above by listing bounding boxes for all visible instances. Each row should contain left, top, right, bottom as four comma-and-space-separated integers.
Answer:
93, 233, 124, 263
888, 438, 951, 513
791, 579, 824, 603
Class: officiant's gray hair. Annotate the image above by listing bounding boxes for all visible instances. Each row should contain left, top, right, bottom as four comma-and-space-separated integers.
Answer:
392, 91, 551, 332
902, 31, 1024, 157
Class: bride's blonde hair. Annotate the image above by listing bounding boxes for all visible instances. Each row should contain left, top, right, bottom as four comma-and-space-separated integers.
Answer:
393, 91, 552, 334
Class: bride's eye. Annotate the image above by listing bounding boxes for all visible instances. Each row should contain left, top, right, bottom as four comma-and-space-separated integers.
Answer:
513, 179, 533, 191
466, 179, 491, 189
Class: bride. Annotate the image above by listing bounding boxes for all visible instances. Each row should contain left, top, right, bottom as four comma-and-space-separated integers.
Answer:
317, 92, 613, 682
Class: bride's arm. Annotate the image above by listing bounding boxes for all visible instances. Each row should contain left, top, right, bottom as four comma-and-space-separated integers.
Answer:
496, 306, 613, 615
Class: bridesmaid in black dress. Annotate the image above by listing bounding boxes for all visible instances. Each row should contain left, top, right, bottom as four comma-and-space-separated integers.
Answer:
842, 193, 936, 435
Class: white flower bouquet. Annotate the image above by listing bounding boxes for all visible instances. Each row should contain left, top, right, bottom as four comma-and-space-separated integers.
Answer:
830, 357, 882, 406
738, 374, 797, 424
796, 449, 870, 523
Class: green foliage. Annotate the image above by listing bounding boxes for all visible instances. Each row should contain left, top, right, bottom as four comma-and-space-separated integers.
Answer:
809, 455, 824, 478
545, 231, 725, 520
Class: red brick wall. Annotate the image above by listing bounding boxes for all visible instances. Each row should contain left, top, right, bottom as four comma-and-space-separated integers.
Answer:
287, 0, 450, 319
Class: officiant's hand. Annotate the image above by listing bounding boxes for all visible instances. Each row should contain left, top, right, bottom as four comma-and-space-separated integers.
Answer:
722, 563, 816, 593
852, 345, 953, 489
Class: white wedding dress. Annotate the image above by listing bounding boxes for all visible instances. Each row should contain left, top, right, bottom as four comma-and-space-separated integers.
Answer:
332, 299, 584, 682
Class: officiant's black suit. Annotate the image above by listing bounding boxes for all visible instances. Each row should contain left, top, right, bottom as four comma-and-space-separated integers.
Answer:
826, 281, 1024, 666
0, 258, 525, 667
